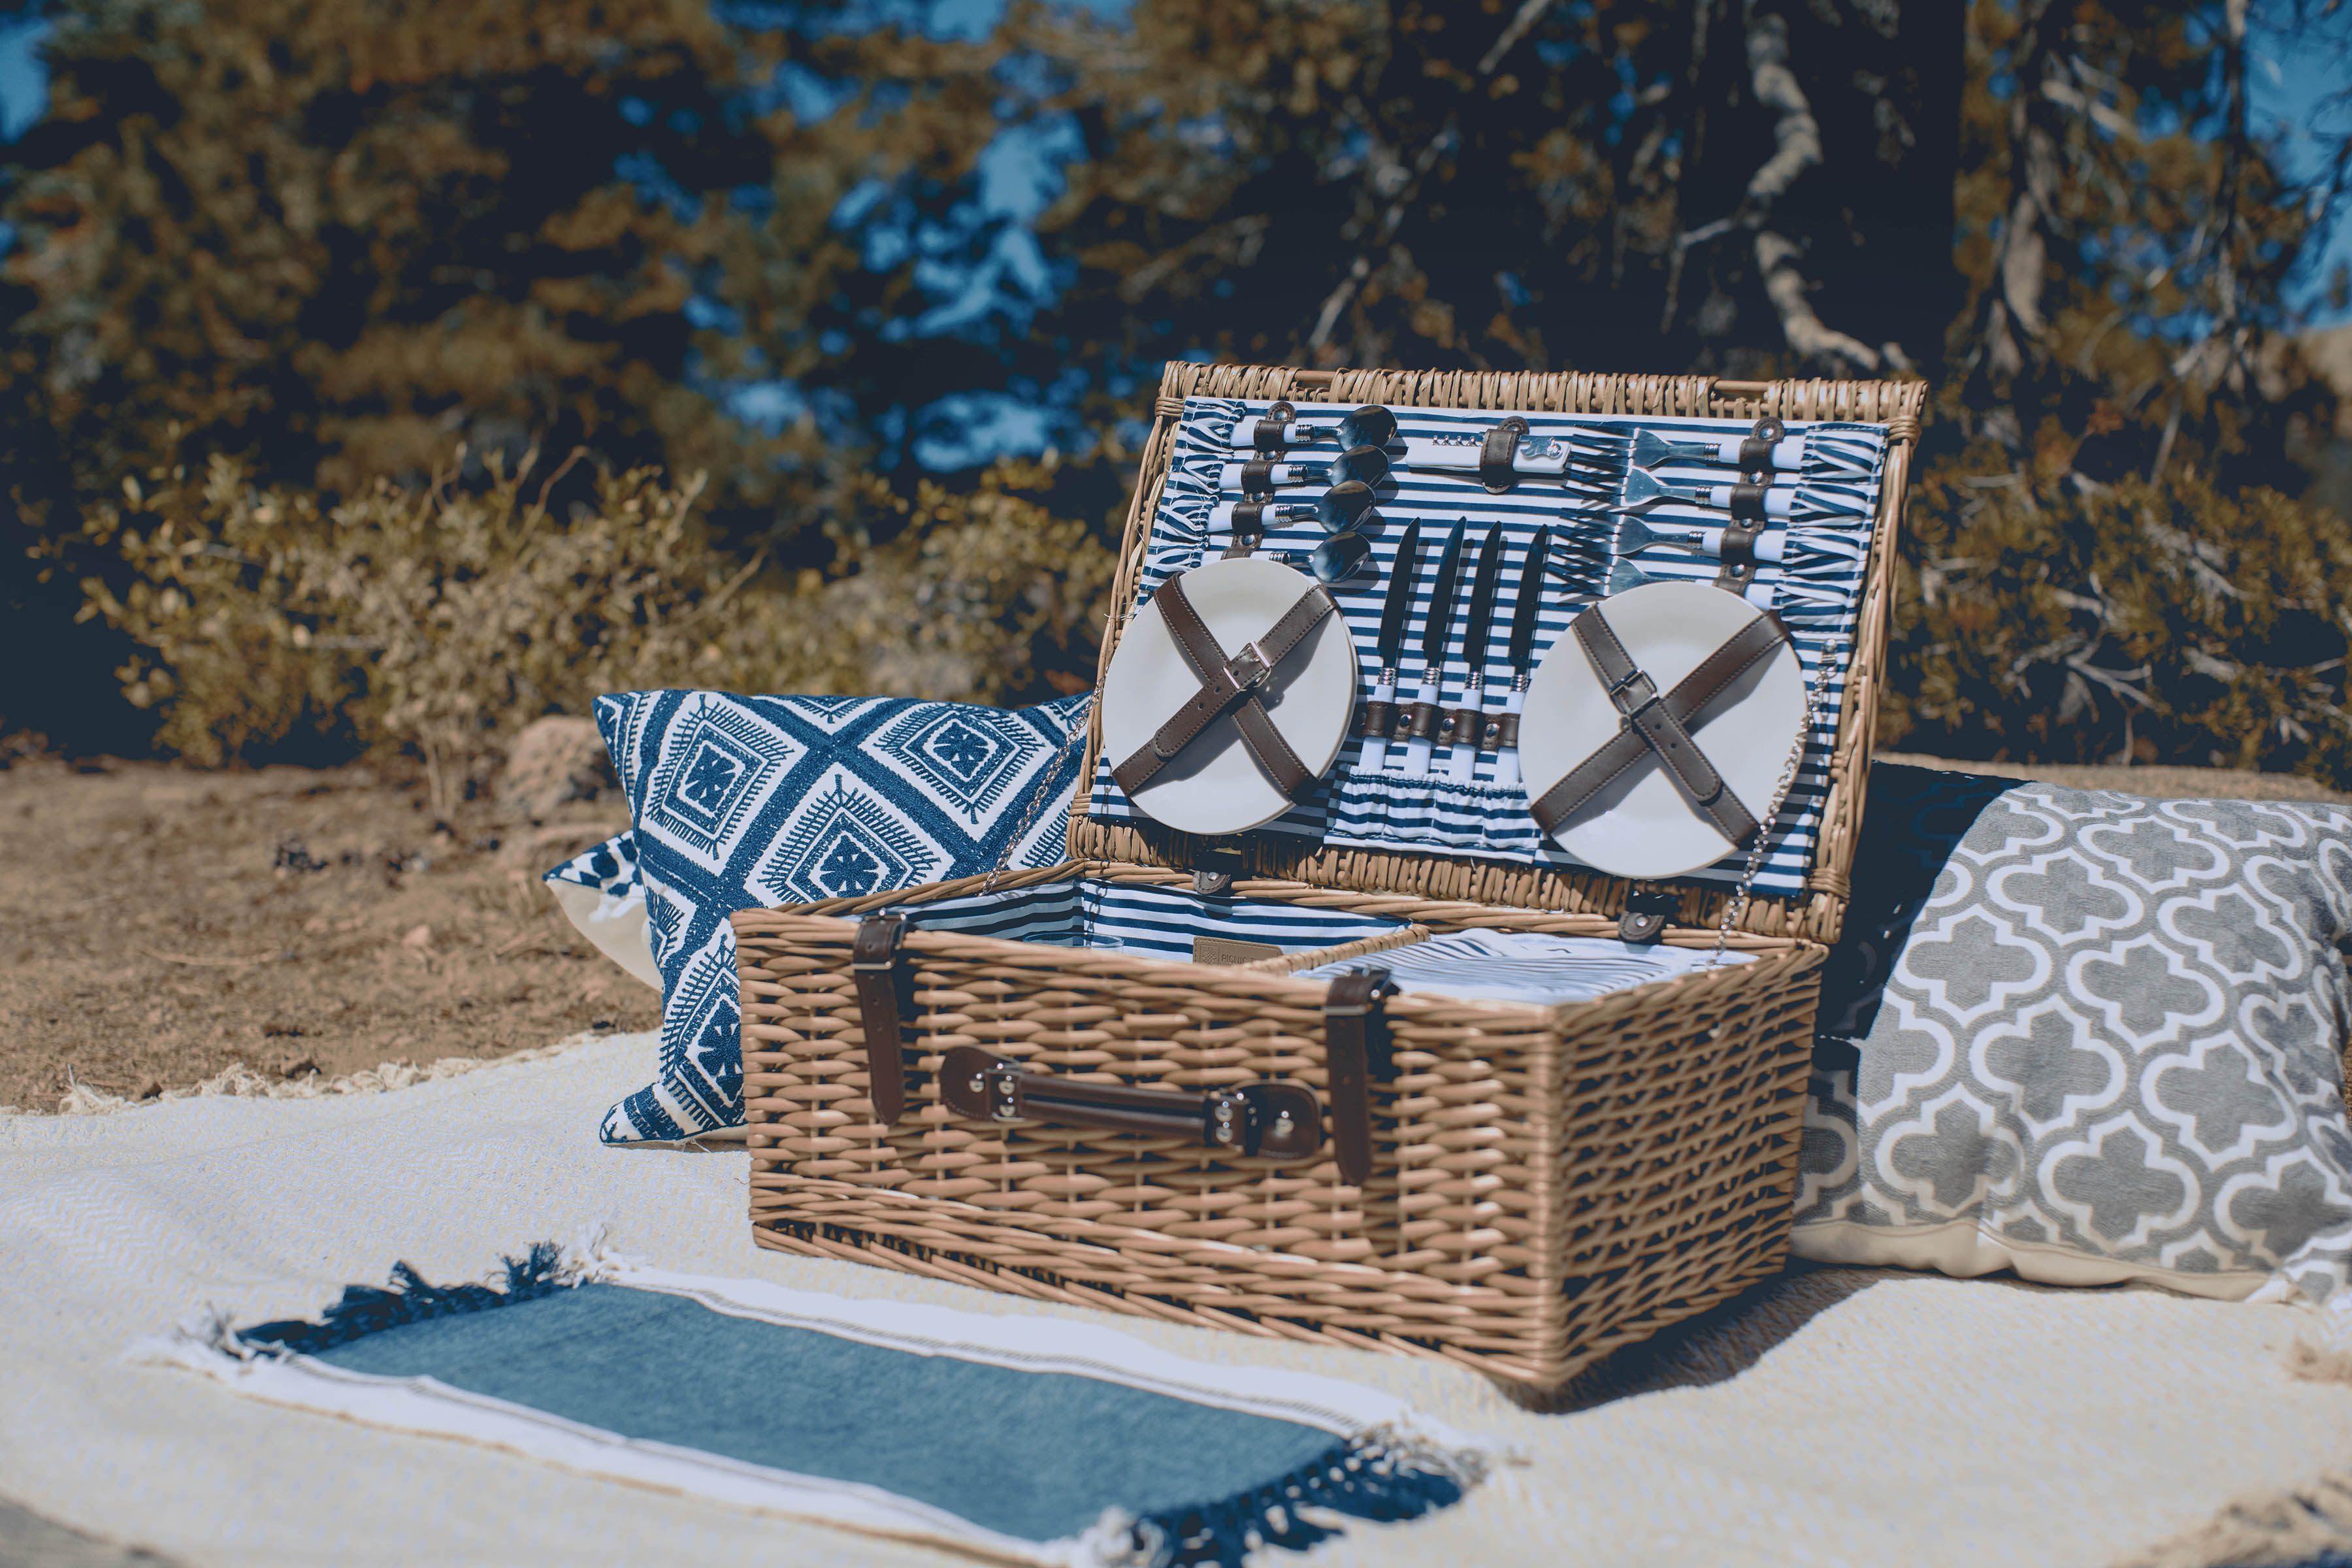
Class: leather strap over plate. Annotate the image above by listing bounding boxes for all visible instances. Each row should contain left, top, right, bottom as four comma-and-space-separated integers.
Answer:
1529, 608, 1791, 849
1480, 417, 1529, 494
1323, 968, 1397, 1189
1111, 572, 1336, 801
852, 914, 911, 1126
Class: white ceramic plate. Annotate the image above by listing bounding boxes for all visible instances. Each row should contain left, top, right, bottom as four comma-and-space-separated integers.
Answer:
1100, 557, 1360, 836
1520, 581, 1806, 879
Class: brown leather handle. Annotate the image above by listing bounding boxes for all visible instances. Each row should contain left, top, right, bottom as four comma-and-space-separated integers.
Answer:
938, 1047, 1323, 1162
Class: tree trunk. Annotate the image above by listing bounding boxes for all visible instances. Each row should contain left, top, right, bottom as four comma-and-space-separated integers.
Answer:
1668, 0, 1965, 376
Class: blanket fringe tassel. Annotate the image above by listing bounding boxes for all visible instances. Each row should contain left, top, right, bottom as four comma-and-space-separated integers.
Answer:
1088, 1426, 1476, 1568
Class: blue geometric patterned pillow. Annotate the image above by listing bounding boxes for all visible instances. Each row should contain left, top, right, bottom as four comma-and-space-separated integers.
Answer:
594, 691, 1092, 1144
546, 832, 642, 900
541, 832, 659, 989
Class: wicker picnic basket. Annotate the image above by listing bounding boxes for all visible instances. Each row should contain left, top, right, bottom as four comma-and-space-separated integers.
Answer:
737, 363, 1925, 1392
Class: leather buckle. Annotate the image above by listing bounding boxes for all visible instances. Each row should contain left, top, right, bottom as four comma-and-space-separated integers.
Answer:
851, 912, 906, 973
1607, 668, 1659, 717
1226, 639, 1274, 691
981, 1064, 1025, 1122
1204, 1087, 1251, 1149
1618, 886, 1678, 945
1323, 977, 1399, 1017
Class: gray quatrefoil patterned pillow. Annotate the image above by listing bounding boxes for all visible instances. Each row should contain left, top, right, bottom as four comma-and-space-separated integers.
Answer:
1792, 763, 2352, 1305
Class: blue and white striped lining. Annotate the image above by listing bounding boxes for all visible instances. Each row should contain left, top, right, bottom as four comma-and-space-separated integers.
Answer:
883, 878, 1409, 958
1290, 928, 1750, 1005
1090, 397, 1891, 898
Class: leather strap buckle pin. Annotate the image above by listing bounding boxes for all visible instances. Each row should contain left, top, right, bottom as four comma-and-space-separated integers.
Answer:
1205, 1087, 1250, 1149
1226, 639, 1273, 691
1607, 667, 1659, 717
983, 1063, 1024, 1122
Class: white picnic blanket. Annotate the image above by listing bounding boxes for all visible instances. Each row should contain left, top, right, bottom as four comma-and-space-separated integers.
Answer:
4, 1032, 2350, 1567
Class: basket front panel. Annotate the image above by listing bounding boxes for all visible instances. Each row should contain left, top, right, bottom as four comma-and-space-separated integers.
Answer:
739, 914, 1568, 1368
738, 898, 1824, 1385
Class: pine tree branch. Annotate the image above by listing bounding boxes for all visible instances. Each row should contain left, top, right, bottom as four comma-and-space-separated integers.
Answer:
1974, 0, 2074, 381
1742, 10, 1821, 206
1727, 4, 1887, 372
1305, 114, 1458, 355
1756, 231, 1884, 371
1477, 0, 1555, 76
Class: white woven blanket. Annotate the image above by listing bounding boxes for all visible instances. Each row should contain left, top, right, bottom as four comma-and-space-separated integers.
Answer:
4, 1032, 2349, 1567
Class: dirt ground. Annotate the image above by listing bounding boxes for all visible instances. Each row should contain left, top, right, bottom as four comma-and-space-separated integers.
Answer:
3, 748, 2346, 1115
0, 755, 657, 1115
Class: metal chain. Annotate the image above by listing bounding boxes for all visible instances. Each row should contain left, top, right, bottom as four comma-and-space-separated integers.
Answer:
1710, 647, 1822, 967
1710, 419, 1820, 966
983, 692, 1096, 896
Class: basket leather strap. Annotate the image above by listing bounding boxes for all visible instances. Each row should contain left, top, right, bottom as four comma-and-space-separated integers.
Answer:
1249, 400, 1296, 453
852, 914, 911, 1126
1439, 688, 1485, 749
1322, 968, 1397, 1190
1529, 608, 1789, 849
1480, 417, 1528, 493
1714, 513, 1765, 593
1222, 499, 1269, 559
1110, 572, 1335, 802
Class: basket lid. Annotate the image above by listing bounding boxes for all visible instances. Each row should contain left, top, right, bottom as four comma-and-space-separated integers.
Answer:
1066, 363, 1927, 946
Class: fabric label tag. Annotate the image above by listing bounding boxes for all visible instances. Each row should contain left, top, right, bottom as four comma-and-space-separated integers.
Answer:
1193, 937, 1284, 966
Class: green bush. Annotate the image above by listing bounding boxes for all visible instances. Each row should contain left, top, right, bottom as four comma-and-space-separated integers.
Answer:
1883, 463, 2352, 787
73, 448, 1115, 815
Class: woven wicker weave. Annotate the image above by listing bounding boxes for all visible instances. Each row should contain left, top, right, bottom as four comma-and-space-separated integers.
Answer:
742, 365, 1922, 1391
